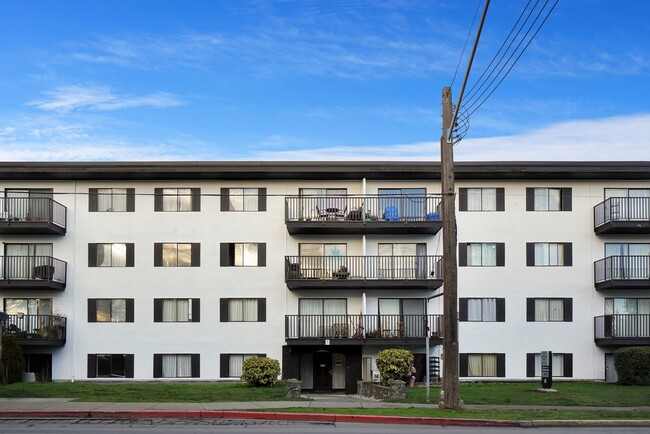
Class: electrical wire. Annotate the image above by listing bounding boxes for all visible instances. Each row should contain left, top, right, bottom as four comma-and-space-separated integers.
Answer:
451, 0, 484, 87
466, 0, 559, 117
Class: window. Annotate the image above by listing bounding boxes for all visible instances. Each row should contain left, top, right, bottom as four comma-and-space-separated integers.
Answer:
154, 188, 200, 212
220, 243, 266, 267
460, 353, 505, 377
87, 354, 134, 378
220, 298, 266, 322
605, 298, 650, 315
378, 243, 428, 279
299, 188, 347, 220
154, 299, 200, 322
378, 188, 427, 220
526, 187, 571, 211
299, 298, 347, 338
4, 188, 53, 220
3, 243, 53, 279
88, 299, 134, 323
153, 354, 200, 378
89, 188, 135, 212
526, 353, 573, 378
220, 354, 265, 378
603, 298, 650, 338
88, 243, 134, 267
459, 188, 504, 211
459, 243, 505, 267
526, 298, 572, 322
221, 188, 267, 212
298, 243, 347, 278
527, 243, 572, 266
378, 298, 426, 337
4, 298, 52, 316
459, 298, 505, 322
154, 243, 200, 267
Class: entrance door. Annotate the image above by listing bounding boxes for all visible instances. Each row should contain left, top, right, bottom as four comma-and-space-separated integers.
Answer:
313, 351, 332, 392
605, 353, 618, 383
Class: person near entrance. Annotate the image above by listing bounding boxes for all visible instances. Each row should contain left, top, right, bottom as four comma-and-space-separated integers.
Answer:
409, 363, 416, 387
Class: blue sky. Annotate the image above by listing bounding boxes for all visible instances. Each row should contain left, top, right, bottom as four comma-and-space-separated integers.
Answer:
1, 0, 649, 162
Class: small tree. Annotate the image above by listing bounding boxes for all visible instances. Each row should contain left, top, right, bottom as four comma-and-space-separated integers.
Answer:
375, 348, 413, 386
1, 334, 26, 384
241, 356, 281, 387
614, 346, 650, 385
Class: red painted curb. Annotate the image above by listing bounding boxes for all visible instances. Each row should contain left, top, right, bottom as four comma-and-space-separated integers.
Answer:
0, 409, 520, 427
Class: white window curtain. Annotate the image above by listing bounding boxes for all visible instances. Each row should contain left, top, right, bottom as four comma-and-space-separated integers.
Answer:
177, 244, 192, 267
535, 299, 550, 321
177, 189, 192, 211
300, 353, 314, 388
98, 188, 127, 212
549, 299, 563, 321
163, 299, 189, 322
468, 354, 496, 377
299, 299, 322, 337
162, 188, 178, 211
229, 354, 255, 377
482, 243, 496, 266
229, 188, 244, 211
467, 188, 482, 211
468, 244, 483, 266
162, 354, 192, 378
243, 188, 258, 211
229, 299, 258, 321
235, 244, 258, 266
482, 188, 497, 211
468, 299, 483, 321
112, 244, 127, 267
534, 188, 549, 211
482, 298, 497, 321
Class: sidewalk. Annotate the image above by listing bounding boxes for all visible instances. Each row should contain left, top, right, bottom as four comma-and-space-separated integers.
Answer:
1, 395, 649, 428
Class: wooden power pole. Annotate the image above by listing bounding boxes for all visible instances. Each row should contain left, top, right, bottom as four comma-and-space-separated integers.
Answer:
440, 86, 460, 409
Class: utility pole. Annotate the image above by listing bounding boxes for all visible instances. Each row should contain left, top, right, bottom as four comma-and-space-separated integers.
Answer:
440, 86, 459, 409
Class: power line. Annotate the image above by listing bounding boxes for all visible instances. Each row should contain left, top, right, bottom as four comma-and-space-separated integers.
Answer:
450, 0, 484, 87
466, 0, 559, 117
464, 0, 559, 116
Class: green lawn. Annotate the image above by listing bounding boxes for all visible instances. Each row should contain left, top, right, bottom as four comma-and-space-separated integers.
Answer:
0, 381, 294, 402
2, 381, 650, 421
398, 382, 650, 407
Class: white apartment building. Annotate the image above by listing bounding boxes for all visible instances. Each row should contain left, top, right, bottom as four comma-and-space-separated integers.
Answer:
1, 161, 649, 392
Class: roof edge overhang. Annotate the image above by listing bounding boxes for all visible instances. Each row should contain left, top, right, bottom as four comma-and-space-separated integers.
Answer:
1, 161, 649, 181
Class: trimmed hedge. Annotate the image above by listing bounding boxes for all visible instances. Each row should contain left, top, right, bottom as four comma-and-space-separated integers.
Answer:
614, 346, 650, 385
375, 348, 413, 386
241, 356, 281, 387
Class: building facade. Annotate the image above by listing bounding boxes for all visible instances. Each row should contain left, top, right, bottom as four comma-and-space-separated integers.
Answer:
1, 161, 649, 389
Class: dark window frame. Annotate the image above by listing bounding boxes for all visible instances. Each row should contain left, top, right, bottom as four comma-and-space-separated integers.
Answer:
459, 298, 506, 322
526, 242, 573, 267
154, 188, 201, 212
153, 298, 201, 322
153, 353, 200, 378
458, 243, 505, 267
220, 188, 267, 212
526, 353, 573, 378
459, 188, 505, 212
87, 298, 134, 323
153, 242, 200, 267
88, 243, 135, 267
219, 353, 266, 378
87, 354, 134, 378
526, 187, 572, 211
220, 242, 266, 267
526, 298, 573, 322
89, 188, 135, 212
459, 353, 506, 377
219, 298, 266, 322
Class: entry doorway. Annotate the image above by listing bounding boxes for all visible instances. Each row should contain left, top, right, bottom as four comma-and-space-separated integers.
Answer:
605, 353, 618, 383
313, 350, 332, 392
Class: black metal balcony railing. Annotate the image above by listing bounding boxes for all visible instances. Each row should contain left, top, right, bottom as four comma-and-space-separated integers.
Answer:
0, 256, 67, 285
0, 197, 67, 228
285, 314, 443, 340
594, 314, 650, 342
285, 255, 443, 280
285, 195, 441, 222
594, 197, 650, 227
4, 314, 67, 345
594, 255, 650, 284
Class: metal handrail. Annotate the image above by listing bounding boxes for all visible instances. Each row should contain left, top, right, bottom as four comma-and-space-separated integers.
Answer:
0, 197, 67, 228
285, 255, 443, 280
285, 194, 441, 222
4, 314, 67, 341
594, 197, 650, 227
594, 255, 650, 282
594, 314, 650, 339
0, 256, 67, 283
285, 314, 443, 339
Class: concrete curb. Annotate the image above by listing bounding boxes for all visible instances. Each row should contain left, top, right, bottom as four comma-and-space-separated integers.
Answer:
0, 409, 519, 427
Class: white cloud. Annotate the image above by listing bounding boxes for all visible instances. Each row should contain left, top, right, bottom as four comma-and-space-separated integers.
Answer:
27, 85, 183, 113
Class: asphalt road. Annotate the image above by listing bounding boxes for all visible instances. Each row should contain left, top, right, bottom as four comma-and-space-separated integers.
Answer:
1, 419, 650, 434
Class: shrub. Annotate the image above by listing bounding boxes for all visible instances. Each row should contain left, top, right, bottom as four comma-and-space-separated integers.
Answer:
241, 356, 281, 387
1, 334, 26, 384
614, 346, 650, 385
375, 348, 413, 386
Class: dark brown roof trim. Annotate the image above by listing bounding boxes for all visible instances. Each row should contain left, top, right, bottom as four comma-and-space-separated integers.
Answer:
0, 161, 648, 181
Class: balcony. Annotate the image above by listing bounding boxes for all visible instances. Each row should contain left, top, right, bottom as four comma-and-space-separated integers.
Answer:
285, 314, 443, 345
0, 197, 67, 235
285, 195, 442, 235
4, 314, 67, 346
594, 314, 650, 346
0, 256, 67, 291
594, 197, 650, 235
285, 255, 443, 290
594, 256, 650, 291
